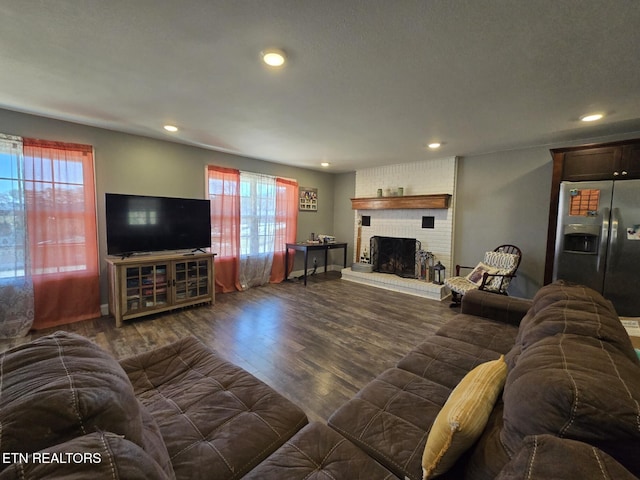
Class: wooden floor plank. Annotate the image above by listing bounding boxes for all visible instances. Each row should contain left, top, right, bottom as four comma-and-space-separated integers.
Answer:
0, 273, 458, 422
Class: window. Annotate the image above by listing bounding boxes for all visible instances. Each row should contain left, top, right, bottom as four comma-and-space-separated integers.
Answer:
239, 172, 276, 257
23, 140, 98, 276
206, 165, 297, 292
0, 136, 27, 279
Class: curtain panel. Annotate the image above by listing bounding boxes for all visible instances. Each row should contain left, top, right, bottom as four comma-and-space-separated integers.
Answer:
0, 134, 35, 338
238, 172, 276, 290
23, 138, 100, 329
207, 166, 241, 292
270, 177, 298, 283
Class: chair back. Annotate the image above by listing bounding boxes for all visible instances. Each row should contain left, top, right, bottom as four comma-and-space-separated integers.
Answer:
490, 245, 522, 272
481, 245, 522, 293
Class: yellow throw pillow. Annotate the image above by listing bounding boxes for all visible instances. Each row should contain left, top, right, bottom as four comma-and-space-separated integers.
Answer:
422, 355, 507, 479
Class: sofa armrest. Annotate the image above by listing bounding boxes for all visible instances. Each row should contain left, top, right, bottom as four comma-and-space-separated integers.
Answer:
461, 289, 531, 327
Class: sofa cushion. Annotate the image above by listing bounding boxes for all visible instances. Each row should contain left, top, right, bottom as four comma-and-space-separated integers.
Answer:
422, 356, 507, 479
398, 313, 517, 388
120, 335, 308, 480
328, 367, 452, 480
502, 334, 640, 477
436, 314, 519, 356
139, 401, 175, 478
0, 432, 171, 480
0, 331, 148, 468
244, 422, 397, 480
496, 434, 638, 480
397, 334, 505, 390
506, 282, 638, 368
463, 401, 511, 480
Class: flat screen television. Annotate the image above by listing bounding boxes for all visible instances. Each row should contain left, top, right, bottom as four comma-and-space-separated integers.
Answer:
106, 193, 211, 256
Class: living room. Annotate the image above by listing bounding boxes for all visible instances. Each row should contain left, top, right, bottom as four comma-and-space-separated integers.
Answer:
1, 2, 640, 479
1, 106, 637, 307
2, 2, 640, 306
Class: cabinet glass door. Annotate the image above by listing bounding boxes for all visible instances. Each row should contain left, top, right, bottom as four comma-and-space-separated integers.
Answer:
125, 263, 169, 312
174, 259, 209, 303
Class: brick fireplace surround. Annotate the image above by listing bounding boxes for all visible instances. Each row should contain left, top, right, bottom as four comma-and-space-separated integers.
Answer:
342, 157, 457, 301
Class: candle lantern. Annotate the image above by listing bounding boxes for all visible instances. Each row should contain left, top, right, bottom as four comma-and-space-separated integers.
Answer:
416, 251, 435, 281
427, 253, 435, 281
433, 261, 445, 285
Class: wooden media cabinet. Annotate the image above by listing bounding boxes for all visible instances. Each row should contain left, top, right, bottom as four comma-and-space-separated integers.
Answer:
106, 252, 215, 327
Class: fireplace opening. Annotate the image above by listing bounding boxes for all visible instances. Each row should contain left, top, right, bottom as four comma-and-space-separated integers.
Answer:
370, 236, 420, 278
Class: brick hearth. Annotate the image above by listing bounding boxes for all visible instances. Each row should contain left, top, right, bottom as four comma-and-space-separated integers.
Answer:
341, 268, 449, 301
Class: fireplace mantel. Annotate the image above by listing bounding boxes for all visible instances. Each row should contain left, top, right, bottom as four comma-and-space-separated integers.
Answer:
350, 194, 451, 210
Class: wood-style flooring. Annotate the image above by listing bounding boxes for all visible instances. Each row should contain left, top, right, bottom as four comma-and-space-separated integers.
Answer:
0, 272, 458, 422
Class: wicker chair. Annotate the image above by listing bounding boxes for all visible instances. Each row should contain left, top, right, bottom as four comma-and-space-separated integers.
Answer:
445, 245, 522, 306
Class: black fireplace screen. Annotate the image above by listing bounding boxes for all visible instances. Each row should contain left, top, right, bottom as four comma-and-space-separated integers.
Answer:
370, 236, 420, 278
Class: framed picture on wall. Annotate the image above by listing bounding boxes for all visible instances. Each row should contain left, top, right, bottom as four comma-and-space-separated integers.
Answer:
299, 187, 318, 211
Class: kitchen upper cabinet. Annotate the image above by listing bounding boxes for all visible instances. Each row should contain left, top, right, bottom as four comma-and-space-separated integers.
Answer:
561, 146, 621, 181
555, 140, 640, 181
621, 143, 640, 179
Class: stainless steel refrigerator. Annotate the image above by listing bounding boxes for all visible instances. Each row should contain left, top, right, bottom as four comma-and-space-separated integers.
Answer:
553, 179, 640, 316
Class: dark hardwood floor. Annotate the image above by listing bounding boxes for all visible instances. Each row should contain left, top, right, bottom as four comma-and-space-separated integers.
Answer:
0, 272, 458, 422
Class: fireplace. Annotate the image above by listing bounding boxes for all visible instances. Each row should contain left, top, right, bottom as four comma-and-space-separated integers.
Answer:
370, 236, 420, 278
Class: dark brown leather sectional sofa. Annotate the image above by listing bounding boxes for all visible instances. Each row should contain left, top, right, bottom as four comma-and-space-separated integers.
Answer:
1, 282, 639, 479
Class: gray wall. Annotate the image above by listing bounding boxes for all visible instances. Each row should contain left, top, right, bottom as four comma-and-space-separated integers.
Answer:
452, 131, 640, 299
332, 172, 356, 266
454, 148, 553, 298
0, 108, 335, 304
3, 107, 640, 305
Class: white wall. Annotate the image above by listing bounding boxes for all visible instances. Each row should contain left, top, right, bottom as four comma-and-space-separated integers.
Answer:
353, 157, 457, 272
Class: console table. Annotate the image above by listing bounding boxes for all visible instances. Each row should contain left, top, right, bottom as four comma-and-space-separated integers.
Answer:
284, 242, 348, 286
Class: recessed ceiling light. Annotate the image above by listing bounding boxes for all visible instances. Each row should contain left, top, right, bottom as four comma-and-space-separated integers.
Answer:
261, 48, 286, 67
163, 125, 178, 132
427, 142, 441, 149
580, 113, 604, 122
321, 162, 330, 167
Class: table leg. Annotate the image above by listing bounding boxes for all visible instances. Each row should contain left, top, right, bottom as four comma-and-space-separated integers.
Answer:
343, 246, 347, 268
284, 246, 289, 281
303, 249, 309, 286
324, 248, 328, 273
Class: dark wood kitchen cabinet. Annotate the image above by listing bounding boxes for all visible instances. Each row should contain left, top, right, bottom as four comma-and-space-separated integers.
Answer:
620, 143, 640, 179
556, 140, 640, 182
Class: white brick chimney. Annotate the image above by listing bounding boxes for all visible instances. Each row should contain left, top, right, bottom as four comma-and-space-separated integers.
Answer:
352, 157, 457, 274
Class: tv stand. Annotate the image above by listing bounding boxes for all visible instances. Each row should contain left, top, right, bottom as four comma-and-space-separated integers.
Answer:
106, 252, 215, 327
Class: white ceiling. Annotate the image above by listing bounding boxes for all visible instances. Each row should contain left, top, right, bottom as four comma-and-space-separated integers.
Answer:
2, 1, 640, 173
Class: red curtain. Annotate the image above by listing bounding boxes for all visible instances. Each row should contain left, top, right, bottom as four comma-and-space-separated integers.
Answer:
22, 139, 100, 329
270, 178, 298, 283
207, 165, 241, 293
